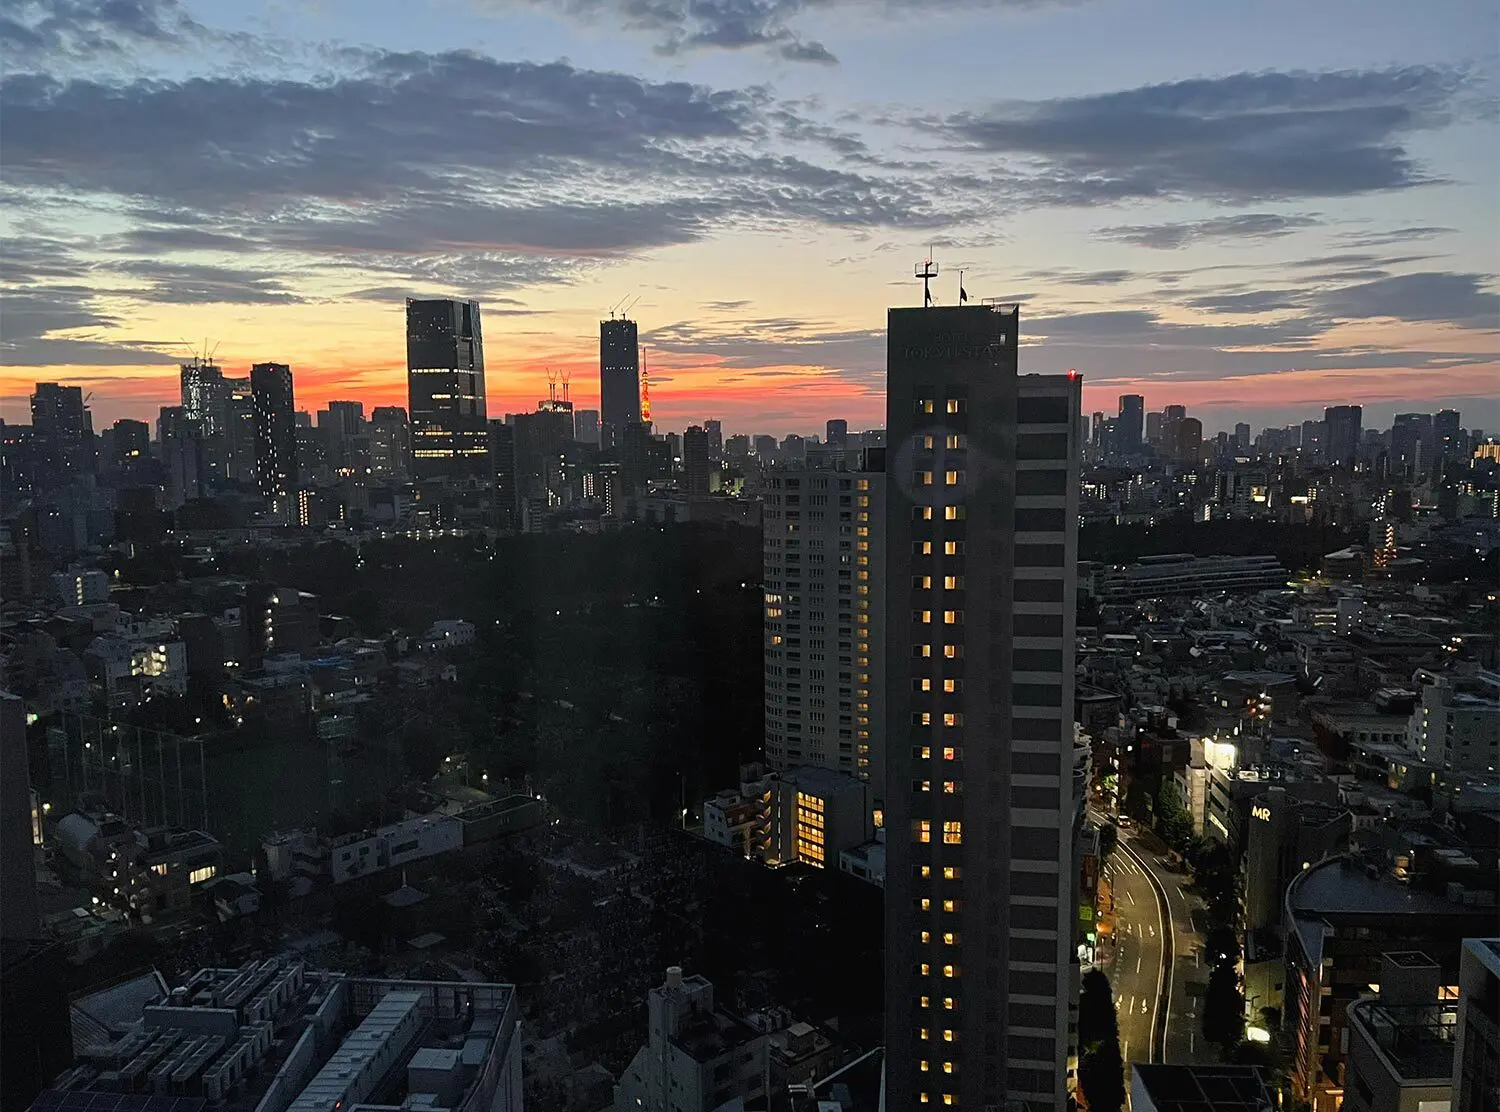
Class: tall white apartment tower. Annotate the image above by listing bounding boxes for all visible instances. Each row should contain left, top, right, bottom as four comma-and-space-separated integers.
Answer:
763, 456, 887, 803
882, 303, 1081, 1111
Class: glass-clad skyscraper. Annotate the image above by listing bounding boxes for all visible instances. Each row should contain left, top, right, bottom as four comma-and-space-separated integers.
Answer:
407, 298, 488, 478
600, 317, 642, 451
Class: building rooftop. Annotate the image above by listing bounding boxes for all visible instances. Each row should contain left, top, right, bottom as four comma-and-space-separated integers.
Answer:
1348, 999, 1458, 1081
1132, 1064, 1278, 1112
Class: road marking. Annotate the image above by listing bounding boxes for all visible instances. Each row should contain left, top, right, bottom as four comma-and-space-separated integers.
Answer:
1120, 837, 1173, 1065
1127, 892, 1136, 906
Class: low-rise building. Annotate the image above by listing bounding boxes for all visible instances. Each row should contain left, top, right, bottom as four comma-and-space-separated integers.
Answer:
771, 766, 871, 869
1093, 552, 1287, 601
613, 967, 768, 1112
1407, 671, 1500, 774
31, 958, 521, 1112
1130, 1064, 1279, 1112
328, 814, 463, 885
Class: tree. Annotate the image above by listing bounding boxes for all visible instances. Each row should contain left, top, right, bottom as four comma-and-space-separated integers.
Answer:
1155, 781, 1194, 853
1098, 823, 1118, 862
1203, 960, 1246, 1050
1078, 968, 1126, 1112
1079, 968, 1119, 1050
1079, 1045, 1125, 1112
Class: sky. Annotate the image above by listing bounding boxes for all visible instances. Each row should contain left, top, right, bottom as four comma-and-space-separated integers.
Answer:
1, 0, 1497, 439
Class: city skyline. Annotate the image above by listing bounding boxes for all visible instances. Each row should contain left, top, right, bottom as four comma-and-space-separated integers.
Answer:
2, 0, 1498, 434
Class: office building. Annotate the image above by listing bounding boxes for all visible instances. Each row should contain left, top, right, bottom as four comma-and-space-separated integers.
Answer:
1455, 938, 1499, 1112
1242, 786, 1350, 935
251, 362, 298, 508
763, 458, 886, 792
827, 419, 849, 451
1092, 553, 1287, 601
725, 434, 751, 462
489, 420, 519, 531
222, 376, 257, 483
683, 425, 712, 494
407, 298, 488, 478
883, 303, 1080, 1110
1117, 394, 1144, 453
600, 316, 642, 450
1391, 413, 1433, 478
1342, 952, 1456, 1112
1234, 421, 1252, 450
180, 358, 224, 430
318, 400, 367, 474
29, 382, 93, 480
1434, 409, 1463, 467
1324, 405, 1363, 468
575, 408, 601, 446
754, 435, 778, 460
370, 405, 410, 478
705, 418, 724, 460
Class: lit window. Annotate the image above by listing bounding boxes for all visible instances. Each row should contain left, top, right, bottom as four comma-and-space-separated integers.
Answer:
944, 712, 963, 727
918, 399, 935, 414
943, 1095, 954, 1106
920, 865, 932, 878
917, 678, 933, 691
920, 1096, 930, 1105
920, 996, 931, 1008
944, 610, 962, 624
914, 779, 931, 792
915, 575, 933, 589
944, 576, 963, 590
942, 1028, 955, 1041
922, 435, 935, 449
921, 931, 932, 943
920, 898, 932, 910
920, 964, 931, 976
915, 610, 932, 623
917, 820, 932, 843
943, 679, 960, 693
914, 745, 931, 758
943, 746, 959, 760
914, 712, 932, 726
920, 1027, 931, 1040
944, 866, 960, 880
920, 1060, 930, 1072
943, 932, 957, 945
918, 644, 933, 657
943, 780, 960, 794
943, 821, 962, 845
944, 645, 962, 659
943, 1058, 955, 1071
189, 865, 217, 884
916, 470, 934, 486
944, 541, 963, 555
945, 505, 966, 520
947, 399, 963, 413
943, 965, 957, 978
916, 506, 934, 520
945, 470, 963, 485
946, 434, 964, 449
919, 541, 933, 554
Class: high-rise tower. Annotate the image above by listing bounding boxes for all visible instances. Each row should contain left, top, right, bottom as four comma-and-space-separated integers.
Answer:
600, 317, 642, 451
1117, 394, 1144, 454
883, 303, 1080, 1111
251, 362, 298, 510
407, 298, 488, 478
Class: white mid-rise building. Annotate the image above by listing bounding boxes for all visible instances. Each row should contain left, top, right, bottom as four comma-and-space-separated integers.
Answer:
1407, 671, 1500, 774
762, 457, 886, 804
612, 968, 768, 1112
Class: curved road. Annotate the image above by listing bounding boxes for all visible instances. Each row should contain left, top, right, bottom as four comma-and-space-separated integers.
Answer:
1105, 828, 1206, 1068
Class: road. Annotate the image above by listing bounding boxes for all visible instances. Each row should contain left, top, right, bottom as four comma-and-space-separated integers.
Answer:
1103, 827, 1207, 1069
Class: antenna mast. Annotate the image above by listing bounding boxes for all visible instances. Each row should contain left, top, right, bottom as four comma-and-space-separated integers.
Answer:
915, 250, 939, 308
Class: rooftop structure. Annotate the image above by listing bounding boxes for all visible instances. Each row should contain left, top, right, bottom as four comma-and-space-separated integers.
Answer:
1093, 553, 1287, 601
1130, 1064, 1279, 1112
30, 958, 521, 1112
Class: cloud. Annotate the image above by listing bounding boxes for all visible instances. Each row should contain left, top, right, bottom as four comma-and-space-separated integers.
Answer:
1314, 272, 1500, 329
1335, 225, 1454, 248
1025, 268, 1134, 286
0, 285, 178, 366
497, 0, 1059, 65
939, 67, 1467, 203
110, 261, 307, 305
0, 51, 969, 298
1096, 213, 1322, 249
0, 0, 205, 64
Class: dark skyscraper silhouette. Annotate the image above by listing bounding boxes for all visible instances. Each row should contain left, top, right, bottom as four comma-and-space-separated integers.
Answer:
251, 362, 298, 508
600, 317, 642, 451
682, 424, 711, 494
884, 303, 1080, 1112
1117, 393, 1144, 453
30, 382, 93, 480
826, 418, 849, 450
406, 298, 488, 478
1323, 405, 1363, 468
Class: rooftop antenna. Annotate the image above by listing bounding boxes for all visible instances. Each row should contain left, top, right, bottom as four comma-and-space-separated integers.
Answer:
915, 249, 938, 308
547, 368, 558, 403
957, 268, 969, 305
561, 369, 571, 404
